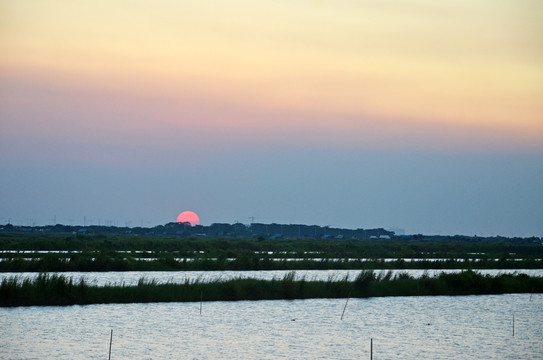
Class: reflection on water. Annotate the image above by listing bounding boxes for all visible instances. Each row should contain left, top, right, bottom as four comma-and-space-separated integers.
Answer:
1, 269, 542, 286
1, 294, 541, 359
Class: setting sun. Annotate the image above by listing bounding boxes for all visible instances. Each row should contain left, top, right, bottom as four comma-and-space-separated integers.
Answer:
176, 211, 200, 226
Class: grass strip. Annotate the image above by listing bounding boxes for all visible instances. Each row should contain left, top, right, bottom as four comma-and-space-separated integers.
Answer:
1, 270, 542, 307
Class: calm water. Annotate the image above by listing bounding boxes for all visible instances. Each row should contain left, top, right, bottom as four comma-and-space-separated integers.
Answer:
2, 269, 542, 286
1, 294, 541, 359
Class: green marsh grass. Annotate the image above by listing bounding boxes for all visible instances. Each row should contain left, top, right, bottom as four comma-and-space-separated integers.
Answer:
1, 270, 542, 307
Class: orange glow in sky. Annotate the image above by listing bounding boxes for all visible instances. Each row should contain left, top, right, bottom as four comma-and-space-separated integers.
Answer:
1, 0, 542, 152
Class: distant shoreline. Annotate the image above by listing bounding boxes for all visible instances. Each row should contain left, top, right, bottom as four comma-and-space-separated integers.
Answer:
1, 232, 542, 272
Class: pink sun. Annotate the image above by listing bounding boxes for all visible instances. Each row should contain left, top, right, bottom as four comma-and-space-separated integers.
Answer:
176, 211, 200, 226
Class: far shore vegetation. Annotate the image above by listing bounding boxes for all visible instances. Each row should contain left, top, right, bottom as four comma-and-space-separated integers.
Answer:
1, 255, 542, 272
1, 232, 542, 272
1, 270, 542, 307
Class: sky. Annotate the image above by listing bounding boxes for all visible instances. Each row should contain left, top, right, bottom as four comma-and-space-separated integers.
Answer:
1, 0, 542, 236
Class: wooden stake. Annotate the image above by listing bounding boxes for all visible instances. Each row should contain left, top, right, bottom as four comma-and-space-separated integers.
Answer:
370, 338, 373, 360
340, 296, 350, 320
108, 329, 113, 360
512, 314, 515, 337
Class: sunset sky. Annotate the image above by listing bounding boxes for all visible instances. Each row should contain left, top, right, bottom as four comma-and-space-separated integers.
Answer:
1, 0, 542, 236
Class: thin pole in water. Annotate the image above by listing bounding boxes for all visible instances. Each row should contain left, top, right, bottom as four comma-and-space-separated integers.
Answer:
200, 291, 203, 315
512, 313, 515, 337
108, 329, 113, 360
370, 338, 373, 360
530, 288, 533, 302
340, 296, 350, 320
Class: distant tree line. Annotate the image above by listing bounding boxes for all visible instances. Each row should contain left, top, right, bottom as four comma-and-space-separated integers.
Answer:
3, 222, 542, 243
0, 222, 395, 239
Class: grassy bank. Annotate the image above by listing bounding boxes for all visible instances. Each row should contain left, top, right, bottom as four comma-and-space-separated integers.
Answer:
2, 232, 542, 260
2, 233, 542, 272
1, 254, 542, 272
1, 270, 541, 307
0, 255, 543, 272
